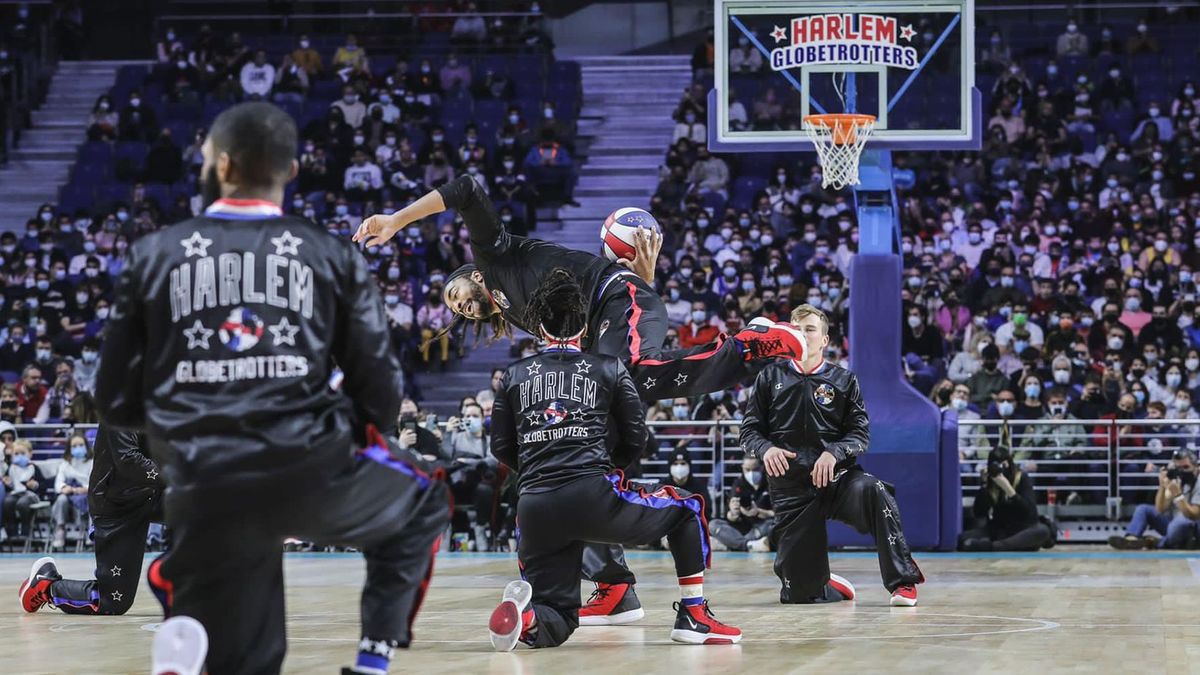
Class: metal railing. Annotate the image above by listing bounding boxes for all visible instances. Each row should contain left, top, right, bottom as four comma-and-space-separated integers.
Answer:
959, 418, 1200, 520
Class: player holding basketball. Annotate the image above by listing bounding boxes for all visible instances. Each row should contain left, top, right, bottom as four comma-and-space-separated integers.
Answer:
486, 268, 740, 650
19, 425, 163, 616
95, 102, 450, 675
740, 304, 924, 606
355, 175, 808, 623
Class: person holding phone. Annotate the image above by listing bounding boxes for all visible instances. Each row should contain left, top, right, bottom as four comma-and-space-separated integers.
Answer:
396, 398, 443, 464
1110, 449, 1200, 549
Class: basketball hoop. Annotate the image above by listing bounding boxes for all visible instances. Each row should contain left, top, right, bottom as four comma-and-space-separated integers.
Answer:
802, 114, 876, 190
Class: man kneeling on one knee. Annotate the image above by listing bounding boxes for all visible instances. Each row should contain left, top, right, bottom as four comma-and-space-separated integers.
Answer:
739, 304, 925, 606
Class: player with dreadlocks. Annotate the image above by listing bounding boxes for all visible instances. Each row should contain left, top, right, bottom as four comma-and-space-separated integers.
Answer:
355, 176, 809, 624
485, 268, 741, 650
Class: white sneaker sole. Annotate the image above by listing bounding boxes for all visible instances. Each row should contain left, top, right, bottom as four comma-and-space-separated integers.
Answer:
670, 627, 743, 645
829, 573, 856, 601
578, 607, 645, 626
890, 594, 918, 607
489, 580, 533, 651
152, 616, 208, 675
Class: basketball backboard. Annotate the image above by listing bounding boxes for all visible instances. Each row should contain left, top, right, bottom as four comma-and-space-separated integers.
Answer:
710, 0, 979, 152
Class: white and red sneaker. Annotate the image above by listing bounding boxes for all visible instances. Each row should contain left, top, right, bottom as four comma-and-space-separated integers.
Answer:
18, 556, 60, 613
490, 580, 535, 652
890, 584, 918, 607
670, 601, 742, 645
579, 582, 644, 626
734, 318, 809, 361
828, 573, 856, 601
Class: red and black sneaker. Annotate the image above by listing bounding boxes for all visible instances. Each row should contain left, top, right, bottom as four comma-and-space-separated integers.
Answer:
828, 573, 856, 601
489, 580, 535, 652
18, 556, 60, 613
579, 582, 644, 626
147, 556, 173, 619
734, 318, 809, 362
670, 600, 742, 645
890, 584, 918, 607
780, 573, 856, 604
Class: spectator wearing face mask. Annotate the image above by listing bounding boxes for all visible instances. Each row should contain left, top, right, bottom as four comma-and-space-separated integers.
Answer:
687, 148, 730, 198
331, 85, 367, 129
672, 108, 707, 144
73, 337, 101, 393
1019, 387, 1086, 461
1095, 65, 1136, 112
291, 34, 323, 77
444, 402, 496, 550
949, 331, 992, 383
661, 279, 691, 326
967, 344, 1007, 406
273, 54, 310, 103
417, 289, 454, 368
665, 451, 711, 519
2, 440, 47, 539
117, 90, 158, 143
51, 433, 94, 550
1125, 20, 1160, 55
344, 148, 384, 203
959, 447, 1054, 551
1055, 20, 1088, 58
87, 94, 118, 142
1111, 449, 1200, 551
944, 383, 985, 468
0, 325, 32, 373
901, 304, 945, 362
17, 365, 49, 424
708, 456, 773, 552
1119, 288, 1152, 336
680, 302, 718, 348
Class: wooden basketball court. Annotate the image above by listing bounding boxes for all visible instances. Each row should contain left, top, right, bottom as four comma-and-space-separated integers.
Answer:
0, 549, 1192, 673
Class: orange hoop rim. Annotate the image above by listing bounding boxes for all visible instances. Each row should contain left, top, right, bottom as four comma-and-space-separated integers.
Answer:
802, 113, 877, 129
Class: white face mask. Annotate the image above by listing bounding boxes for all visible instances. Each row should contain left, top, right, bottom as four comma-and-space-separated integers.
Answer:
669, 464, 690, 481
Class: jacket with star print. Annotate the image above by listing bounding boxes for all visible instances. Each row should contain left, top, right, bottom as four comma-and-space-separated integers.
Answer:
490, 348, 647, 495
739, 360, 870, 475
96, 214, 401, 498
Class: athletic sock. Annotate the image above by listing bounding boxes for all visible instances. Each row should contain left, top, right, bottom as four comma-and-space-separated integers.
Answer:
678, 572, 704, 607
353, 637, 397, 675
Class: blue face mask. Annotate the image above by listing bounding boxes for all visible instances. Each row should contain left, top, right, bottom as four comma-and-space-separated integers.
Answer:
1133, 390, 1146, 404
71, 445, 87, 460
13, 454, 29, 467
467, 418, 483, 434
1024, 384, 1041, 399
673, 405, 689, 419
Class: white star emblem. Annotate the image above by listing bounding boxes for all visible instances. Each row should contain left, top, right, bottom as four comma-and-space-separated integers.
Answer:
525, 411, 542, 425
674, 373, 688, 386
775, 382, 784, 390
110, 565, 122, 577
183, 320, 214, 350
570, 408, 586, 422
900, 24, 915, 41
642, 377, 657, 389
876, 480, 886, 491
147, 468, 158, 481
882, 507, 894, 520
268, 316, 300, 346
575, 360, 592, 375
180, 231, 212, 258
888, 534, 898, 545
526, 361, 542, 376
111, 590, 123, 602
771, 25, 788, 43
270, 230, 304, 256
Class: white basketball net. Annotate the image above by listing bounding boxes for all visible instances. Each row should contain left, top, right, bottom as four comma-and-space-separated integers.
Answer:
802, 115, 876, 191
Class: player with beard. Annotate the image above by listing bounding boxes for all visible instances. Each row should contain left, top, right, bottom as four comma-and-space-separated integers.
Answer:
95, 101, 450, 675
354, 176, 809, 624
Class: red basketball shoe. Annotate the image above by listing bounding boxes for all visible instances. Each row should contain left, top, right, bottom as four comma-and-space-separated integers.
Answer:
579, 582, 644, 626
18, 556, 60, 613
890, 584, 918, 607
670, 600, 742, 645
734, 318, 809, 361
490, 580, 535, 652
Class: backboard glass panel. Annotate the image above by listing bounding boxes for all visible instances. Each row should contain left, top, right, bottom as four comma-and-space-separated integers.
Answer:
710, 0, 979, 152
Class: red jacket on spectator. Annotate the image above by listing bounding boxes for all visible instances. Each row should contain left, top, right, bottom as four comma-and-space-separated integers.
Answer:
17, 383, 47, 423
680, 321, 720, 348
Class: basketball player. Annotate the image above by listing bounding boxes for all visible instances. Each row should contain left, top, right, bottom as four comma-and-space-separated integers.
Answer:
355, 175, 809, 623
19, 425, 162, 616
740, 304, 924, 606
94, 102, 450, 675
486, 269, 740, 650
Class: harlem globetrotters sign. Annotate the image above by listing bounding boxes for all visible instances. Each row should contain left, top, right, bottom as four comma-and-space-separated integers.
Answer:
768, 14, 920, 71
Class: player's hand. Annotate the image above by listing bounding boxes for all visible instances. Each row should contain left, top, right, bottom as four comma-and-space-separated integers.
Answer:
616, 227, 663, 284
352, 212, 405, 248
398, 428, 418, 449
763, 446, 796, 478
810, 451, 837, 488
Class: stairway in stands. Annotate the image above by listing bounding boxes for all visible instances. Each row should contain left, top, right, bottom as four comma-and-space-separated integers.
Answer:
412, 56, 691, 414
0, 61, 129, 231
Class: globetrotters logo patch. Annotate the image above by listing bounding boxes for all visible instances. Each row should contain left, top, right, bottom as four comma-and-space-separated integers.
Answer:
813, 383, 836, 406
491, 289, 511, 310
768, 14, 919, 71
219, 307, 265, 352
542, 401, 568, 427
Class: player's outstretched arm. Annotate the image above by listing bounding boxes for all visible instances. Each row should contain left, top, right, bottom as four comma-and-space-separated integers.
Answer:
352, 186, 448, 247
